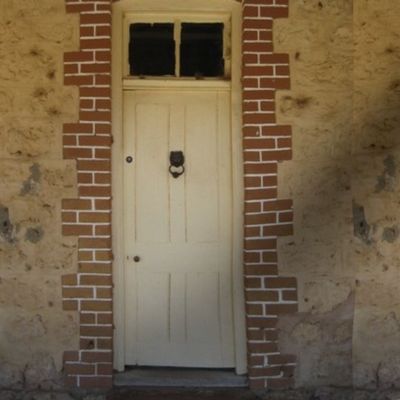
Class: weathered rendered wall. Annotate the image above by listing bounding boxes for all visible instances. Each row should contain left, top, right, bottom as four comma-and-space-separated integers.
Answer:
0, 0, 79, 390
1, 0, 400, 394
275, 0, 400, 390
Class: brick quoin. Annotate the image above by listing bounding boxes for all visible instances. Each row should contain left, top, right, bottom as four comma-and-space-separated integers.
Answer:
242, 0, 298, 391
63, 0, 113, 390
62, 0, 297, 391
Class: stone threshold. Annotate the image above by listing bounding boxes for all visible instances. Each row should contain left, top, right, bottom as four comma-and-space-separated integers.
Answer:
113, 367, 248, 388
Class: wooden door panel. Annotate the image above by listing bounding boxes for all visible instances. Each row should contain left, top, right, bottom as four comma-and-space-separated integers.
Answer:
135, 103, 170, 243
124, 90, 235, 368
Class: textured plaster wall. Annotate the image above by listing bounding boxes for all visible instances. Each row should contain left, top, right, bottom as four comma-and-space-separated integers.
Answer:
0, 0, 79, 390
1, 0, 400, 392
275, 0, 400, 390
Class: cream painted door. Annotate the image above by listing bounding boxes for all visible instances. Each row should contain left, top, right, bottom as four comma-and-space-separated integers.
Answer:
123, 89, 235, 368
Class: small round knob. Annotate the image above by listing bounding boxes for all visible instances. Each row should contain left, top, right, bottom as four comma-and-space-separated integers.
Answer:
133, 256, 141, 262
126, 156, 133, 164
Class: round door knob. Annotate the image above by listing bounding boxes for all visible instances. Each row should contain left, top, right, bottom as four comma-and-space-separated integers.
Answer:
133, 256, 141, 262
126, 156, 133, 164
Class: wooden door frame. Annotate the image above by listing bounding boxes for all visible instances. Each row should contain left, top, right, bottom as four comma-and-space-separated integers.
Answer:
111, 0, 246, 375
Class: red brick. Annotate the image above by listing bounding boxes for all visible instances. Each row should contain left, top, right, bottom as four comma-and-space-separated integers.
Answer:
80, 326, 113, 337
243, 5, 259, 17
79, 263, 112, 274
80, 26, 94, 37
245, 188, 277, 200
245, 239, 277, 250
80, 111, 111, 122
246, 291, 279, 302
244, 252, 260, 263
62, 199, 92, 210
64, 75, 94, 86
79, 135, 112, 147
243, 90, 275, 101
262, 125, 292, 137
244, 162, 277, 175
248, 341, 278, 352
97, 312, 113, 323
63, 351, 79, 362
245, 265, 278, 276
282, 290, 298, 301
97, 363, 113, 375
279, 211, 293, 222
64, 363, 95, 375
263, 199, 292, 211
266, 304, 298, 315
80, 87, 111, 98
66, 3, 95, 13
80, 14, 111, 25
249, 366, 281, 377
244, 151, 261, 162
244, 138, 275, 149
80, 275, 112, 286
263, 224, 293, 236
79, 238, 111, 249
243, 19, 273, 30
263, 176, 278, 186
265, 277, 297, 289
260, 6, 289, 18
262, 149, 292, 161
259, 53, 289, 64
97, 338, 113, 350
244, 277, 263, 289
79, 212, 110, 223
268, 354, 297, 365
245, 202, 262, 213
81, 351, 113, 363
62, 287, 94, 299
80, 313, 96, 325
245, 213, 276, 225
78, 173, 93, 184
243, 42, 274, 53
246, 303, 264, 315
62, 212, 76, 223
81, 38, 112, 50
79, 186, 112, 197
64, 51, 94, 63
62, 274, 77, 286
63, 300, 78, 311
63, 123, 93, 134
96, 51, 111, 62
262, 252, 278, 263
63, 147, 92, 159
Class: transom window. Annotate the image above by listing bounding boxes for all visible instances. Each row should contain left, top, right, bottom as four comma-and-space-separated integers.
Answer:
125, 16, 231, 80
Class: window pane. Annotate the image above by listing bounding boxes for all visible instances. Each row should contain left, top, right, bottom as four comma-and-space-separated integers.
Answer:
180, 23, 224, 78
129, 23, 175, 76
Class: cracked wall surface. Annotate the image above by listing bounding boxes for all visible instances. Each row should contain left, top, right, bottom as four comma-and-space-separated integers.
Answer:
274, 0, 400, 389
0, 0, 79, 391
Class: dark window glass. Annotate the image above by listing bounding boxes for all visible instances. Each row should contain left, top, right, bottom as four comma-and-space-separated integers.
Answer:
129, 23, 175, 76
180, 23, 224, 78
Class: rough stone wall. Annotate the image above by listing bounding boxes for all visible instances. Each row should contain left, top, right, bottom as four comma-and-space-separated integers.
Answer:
274, 0, 400, 390
0, 0, 79, 391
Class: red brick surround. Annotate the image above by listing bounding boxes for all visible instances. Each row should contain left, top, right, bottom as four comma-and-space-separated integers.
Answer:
61, 0, 297, 390
242, 0, 298, 390
62, 0, 113, 389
